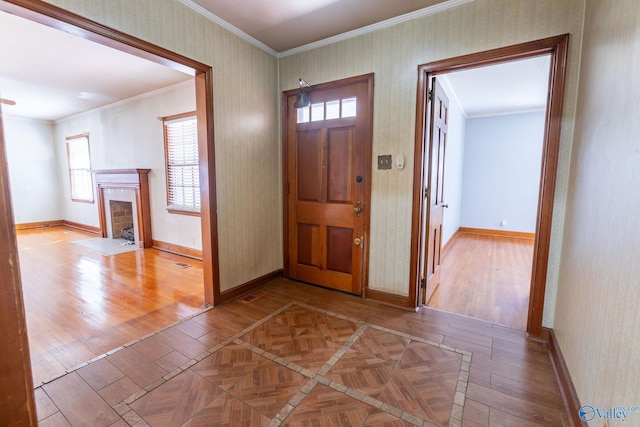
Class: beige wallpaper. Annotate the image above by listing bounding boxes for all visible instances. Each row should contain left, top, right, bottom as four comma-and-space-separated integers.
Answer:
44, 0, 282, 292
554, 0, 640, 412
280, 0, 585, 327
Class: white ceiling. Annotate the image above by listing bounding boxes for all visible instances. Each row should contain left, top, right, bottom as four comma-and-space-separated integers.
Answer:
189, 0, 449, 53
0, 1, 550, 122
0, 11, 193, 121
441, 55, 551, 118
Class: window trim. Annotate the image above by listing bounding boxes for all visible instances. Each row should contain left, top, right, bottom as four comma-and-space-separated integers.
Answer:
66, 133, 94, 203
163, 111, 201, 216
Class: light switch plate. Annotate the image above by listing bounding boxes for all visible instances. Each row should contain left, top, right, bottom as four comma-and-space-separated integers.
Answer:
377, 155, 392, 170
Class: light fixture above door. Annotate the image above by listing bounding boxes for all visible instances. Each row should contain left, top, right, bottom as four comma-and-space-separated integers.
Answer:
294, 78, 312, 109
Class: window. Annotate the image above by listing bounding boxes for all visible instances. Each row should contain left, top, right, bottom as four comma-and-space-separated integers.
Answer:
297, 97, 357, 123
66, 134, 93, 202
163, 112, 200, 215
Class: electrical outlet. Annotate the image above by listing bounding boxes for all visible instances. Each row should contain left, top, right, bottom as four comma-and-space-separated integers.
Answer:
377, 155, 392, 170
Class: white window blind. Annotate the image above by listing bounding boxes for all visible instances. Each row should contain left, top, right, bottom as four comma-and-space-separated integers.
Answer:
164, 113, 200, 214
66, 134, 93, 202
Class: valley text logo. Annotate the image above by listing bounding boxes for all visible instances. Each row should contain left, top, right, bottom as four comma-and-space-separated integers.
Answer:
580, 405, 640, 422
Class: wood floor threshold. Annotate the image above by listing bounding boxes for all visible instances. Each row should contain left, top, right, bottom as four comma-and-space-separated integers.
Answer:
218, 269, 283, 304
459, 226, 535, 240
366, 288, 414, 309
545, 327, 586, 427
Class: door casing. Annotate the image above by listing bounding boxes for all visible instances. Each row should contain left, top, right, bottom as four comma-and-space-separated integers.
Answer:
282, 74, 374, 296
410, 34, 570, 337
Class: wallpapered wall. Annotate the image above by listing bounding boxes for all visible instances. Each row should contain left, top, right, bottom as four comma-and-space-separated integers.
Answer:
280, 0, 585, 326
44, 0, 282, 292
554, 0, 640, 410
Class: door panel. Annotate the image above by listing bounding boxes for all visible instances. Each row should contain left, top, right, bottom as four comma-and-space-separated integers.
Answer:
327, 226, 353, 274
297, 223, 320, 267
423, 78, 449, 304
297, 130, 323, 202
285, 75, 373, 295
327, 128, 353, 203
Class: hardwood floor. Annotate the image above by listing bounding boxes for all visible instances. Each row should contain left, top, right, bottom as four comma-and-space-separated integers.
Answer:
427, 232, 534, 331
17, 226, 204, 386
33, 278, 571, 426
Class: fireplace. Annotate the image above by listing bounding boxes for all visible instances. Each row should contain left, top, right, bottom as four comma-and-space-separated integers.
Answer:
93, 169, 152, 248
109, 200, 134, 242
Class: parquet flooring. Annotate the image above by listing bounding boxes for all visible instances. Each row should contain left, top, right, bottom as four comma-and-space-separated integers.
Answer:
34, 278, 571, 426
428, 232, 534, 330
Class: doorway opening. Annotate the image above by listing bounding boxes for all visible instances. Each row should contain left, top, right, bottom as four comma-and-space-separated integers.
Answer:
0, 0, 220, 389
410, 35, 569, 337
427, 56, 550, 331
0, 0, 219, 301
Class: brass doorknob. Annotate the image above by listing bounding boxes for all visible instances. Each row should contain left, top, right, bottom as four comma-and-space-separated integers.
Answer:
354, 237, 361, 246
353, 201, 362, 215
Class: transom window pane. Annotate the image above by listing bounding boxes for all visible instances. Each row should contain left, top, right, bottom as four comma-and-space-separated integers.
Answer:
297, 106, 309, 123
310, 103, 324, 122
342, 97, 357, 118
325, 100, 340, 120
296, 97, 358, 123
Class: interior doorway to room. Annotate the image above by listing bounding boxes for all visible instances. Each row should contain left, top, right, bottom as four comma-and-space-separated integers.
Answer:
0, 0, 219, 388
425, 57, 550, 331
411, 35, 569, 337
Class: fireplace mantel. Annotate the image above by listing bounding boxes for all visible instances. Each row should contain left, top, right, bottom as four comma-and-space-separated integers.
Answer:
94, 169, 152, 248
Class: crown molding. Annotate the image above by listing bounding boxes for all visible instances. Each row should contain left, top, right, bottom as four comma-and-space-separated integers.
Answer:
178, 0, 475, 58
278, 0, 475, 58
176, 0, 278, 57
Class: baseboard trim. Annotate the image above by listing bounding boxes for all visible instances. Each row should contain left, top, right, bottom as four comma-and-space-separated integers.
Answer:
219, 270, 284, 304
15, 220, 64, 230
442, 228, 460, 255
544, 327, 586, 427
366, 289, 414, 309
459, 227, 535, 239
62, 220, 101, 235
152, 240, 203, 260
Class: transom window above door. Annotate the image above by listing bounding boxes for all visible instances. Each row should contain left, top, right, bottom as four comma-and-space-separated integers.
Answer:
297, 97, 357, 123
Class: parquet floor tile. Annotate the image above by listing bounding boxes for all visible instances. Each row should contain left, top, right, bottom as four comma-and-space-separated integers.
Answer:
240, 319, 305, 353
363, 412, 414, 426
181, 391, 271, 427
378, 342, 462, 426
130, 370, 222, 427
272, 305, 326, 328
326, 349, 396, 396
282, 384, 393, 426
350, 328, 411, 362
397, 341, 463, 376
276, 330, 342, 372
225, 358, 308, 418
191, 344, 268, 390
305, 314, 359, 346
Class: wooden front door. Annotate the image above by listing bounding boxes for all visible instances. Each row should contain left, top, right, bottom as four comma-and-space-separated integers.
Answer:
284, 75, 373, 295
423, 78, 449, 304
